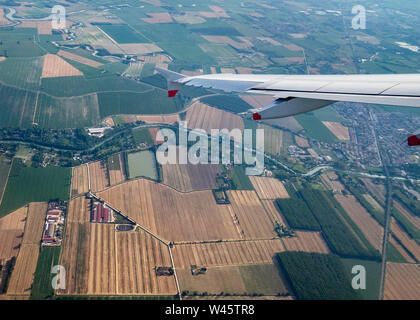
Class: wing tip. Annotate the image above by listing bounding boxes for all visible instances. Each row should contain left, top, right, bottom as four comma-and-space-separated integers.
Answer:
252, 112, 262, 121
408, 134, 420, 146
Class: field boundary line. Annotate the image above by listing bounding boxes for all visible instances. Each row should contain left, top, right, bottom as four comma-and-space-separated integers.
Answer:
0, 157, 14, 208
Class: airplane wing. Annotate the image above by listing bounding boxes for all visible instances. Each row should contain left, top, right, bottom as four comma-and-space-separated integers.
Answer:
157, 68, 420, 120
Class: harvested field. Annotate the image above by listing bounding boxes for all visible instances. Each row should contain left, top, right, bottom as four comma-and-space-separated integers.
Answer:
320, 173, 345, 192
59, 222, 91, 295
202, 36, 252, 50
142, 12, 173, 24
283, 43, 303, 51
186, 102, 244, 135
277, 57, 304, 64
289, 33, 307, 39
322, 122, 350, 141
177, 264, 288, 296
257, 37, 282, 46
67, 196, 90, 223
136, 114, 180, 125
221, 68, 236, 74
58, 50, 103, 68
249, 177, 289, 200
172, 240, 286, 268
139, 54, 171, 64
71, 165, 89, 197
6, 244, 40, 296
236, 67, 258, 74
97, 179, 241, 242
88, 161, 109, 193
282, 231, 330, 253
118, 43, 163, 55
162, 163, 221, 192
108, 154, 125, 186
261, 200, 288, 226
295, 136, 309, 148
116, 231, 177, 295
41, 54, 83, 78
335, 195, 383, 251
87, 223, 116, 295
259, 124, 283, 155
363, 194, 383, 213
227, 190, 277, 239
0, 206, 27, 260
389, 236, 416, 263
22, 202, 47, 244
394, 201, 420, 230
391, 218, 420, 262
149, 127, 163, 145
17, 21, 52, 34
362, 179, 386, 205
385, 263, 420, 300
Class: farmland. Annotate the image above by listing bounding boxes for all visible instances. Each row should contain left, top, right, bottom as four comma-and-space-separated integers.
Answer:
276, 252, 361, 300
185, 102, 244, 134
88, 161, 109, 193
31, 247, 61, 300
177, 264, 288, 296
67, 197, 90, 223
0, 206, 27, 261
0, 158, 11, 205
98, 179, 240, 242
322, 122, 350, 141
385, 263, 420, 300
249, 177, 289, 200
295, 113, 338, 143
127, 150, 158, 180
41, 54, 83, 78
71, 165, 89, 198
162, 163, 221, 192
258, 124, 283, 155
57, 50, 103, 68
22, 202, 48, 244
6, 244, 40, 296
97, 24, 148, 44
107, 154, 126, 186
0, 160, 71, 217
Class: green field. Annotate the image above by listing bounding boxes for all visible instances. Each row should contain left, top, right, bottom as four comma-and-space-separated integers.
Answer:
34, 93, 101, 129
97, 24, 148, 43
30, 247, 61, 300
98, 90, 182, 118
127, 150, 158, 180
276, 252, 362, 300
178, 264, 288, 296
340, 258, 381, 300
0, 159, 71, 217
229, 166, 254, 190
0, 56, 44, 90
295, 113, 338, 143
132, 127, 154, 146
275, 198, 320, 231
201, 95, 253, 114
0, 84, 38, 128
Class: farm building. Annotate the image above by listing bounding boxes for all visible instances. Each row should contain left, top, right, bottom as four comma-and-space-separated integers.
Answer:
91, 202, 113, 223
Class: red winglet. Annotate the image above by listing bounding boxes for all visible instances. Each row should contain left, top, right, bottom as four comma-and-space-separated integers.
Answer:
408, 135, 420, 146
253, 112, 262, 121
168, 90, 179, 98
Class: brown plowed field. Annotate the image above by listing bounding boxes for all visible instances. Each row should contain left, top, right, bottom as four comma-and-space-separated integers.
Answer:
249, 177, 289, 200
71, 165, 89, 197
0, 206, 27, 260
394, 201, 420, 230
88, 161, 109, 192
41, 54, 83, 78
136, 114, 180, 125
385, 263, 420, 300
